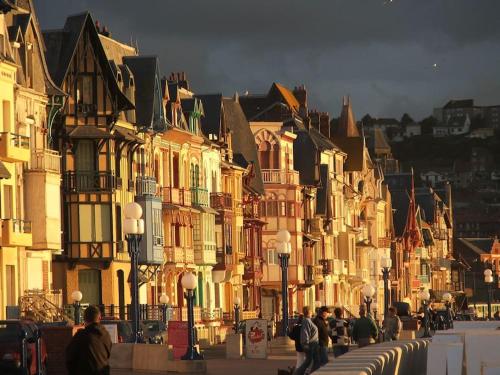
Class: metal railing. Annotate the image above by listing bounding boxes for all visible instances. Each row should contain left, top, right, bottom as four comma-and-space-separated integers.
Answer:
261, 169, 299, 185
210, 192, 232, 210
63, 171, 115, 192
29, 149, 61, 173
418, 274, 430, 284
136, 176, 158, 196
165, 246, 194, 264
191, 187, 209, 207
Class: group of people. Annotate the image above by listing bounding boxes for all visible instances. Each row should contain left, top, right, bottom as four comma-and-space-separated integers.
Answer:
288, 305, 402, 375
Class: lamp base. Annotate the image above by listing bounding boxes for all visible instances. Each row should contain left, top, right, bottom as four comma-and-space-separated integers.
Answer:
181, 346, 204, 361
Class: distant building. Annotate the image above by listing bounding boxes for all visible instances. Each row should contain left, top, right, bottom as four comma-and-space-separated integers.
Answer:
433, 114, 471, 137
467, 128, 495, 139
404, 122, 421, 138
434, 99, 500, 130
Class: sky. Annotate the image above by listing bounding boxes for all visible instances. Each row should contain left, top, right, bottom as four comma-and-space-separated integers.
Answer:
35, 0, 500, 121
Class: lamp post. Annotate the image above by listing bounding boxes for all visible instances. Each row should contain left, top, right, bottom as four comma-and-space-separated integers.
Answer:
160, 294, 169, 324
442, 292, 453, 329
362, 284, 376, 316
181, 272, 203, 360
234, 297, 241, 333
124, 202, 145, 343
484, 269, 494, 320
418, 289, 432, 338
276, 229, 291, 337
381, 256, 392, 320
71, 290, 83, 325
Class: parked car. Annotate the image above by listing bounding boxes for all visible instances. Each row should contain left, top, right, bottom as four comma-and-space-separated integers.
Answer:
0, 320, 47, 375
140, 320, 167, 344
100, 320, 134, 343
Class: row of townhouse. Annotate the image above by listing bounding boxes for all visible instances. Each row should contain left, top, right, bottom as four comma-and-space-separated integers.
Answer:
0, 2, 453, 323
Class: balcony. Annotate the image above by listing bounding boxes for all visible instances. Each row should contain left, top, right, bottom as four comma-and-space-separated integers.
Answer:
0, 132, 30, 162
191, 187, 209, 207
136, 176, 158, 196
162, 187, 191, 207
28, 149, 61, 173
333, 259, 342, 275
210, 192, 232, 211
319, 259, 334, 275
243, 257, 263, 280
356, 268, 370, 281
165, 246, 194, 264
378, 237, 392, 248
341, 260, 349, 275
194, 244, 216, 265
243, 201, 259, 219
63, 171, 115, 193
434, 257, 451, 271
304, 265, 315, 285
261, 169, 299, 185
418, 274, 431, 284
415, 247, 430, 260
1, 219, 32, 247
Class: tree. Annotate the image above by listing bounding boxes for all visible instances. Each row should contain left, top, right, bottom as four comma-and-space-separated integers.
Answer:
361, 114, 373, 126
419, 116, 438, 135
401, 113, 414, 125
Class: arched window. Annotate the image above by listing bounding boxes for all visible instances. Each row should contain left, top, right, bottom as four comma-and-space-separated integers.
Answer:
258, 141, 271, 169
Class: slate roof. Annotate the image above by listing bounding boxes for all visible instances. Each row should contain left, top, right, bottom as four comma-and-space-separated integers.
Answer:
43, 12, 133, 110
222, 98, 264, 195
316, 164, 332, 217
239, 94, 267, 119
195, 94, 223, 138
456, 238, 494, 256
335, 137, 364, 171
68, 126, 112, 139
293, 126, 320, 186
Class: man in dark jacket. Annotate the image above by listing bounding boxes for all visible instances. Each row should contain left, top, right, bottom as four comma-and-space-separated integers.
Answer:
288, 315, 305, 368
66, 305, 112, 375
352, 306, 378, 348
312, 306, 330, 367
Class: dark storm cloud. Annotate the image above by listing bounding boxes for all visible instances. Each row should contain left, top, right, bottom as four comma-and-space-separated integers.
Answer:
35, 0, 500, 119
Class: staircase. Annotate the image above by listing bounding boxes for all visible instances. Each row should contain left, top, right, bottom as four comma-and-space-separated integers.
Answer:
19, 290, 73, 323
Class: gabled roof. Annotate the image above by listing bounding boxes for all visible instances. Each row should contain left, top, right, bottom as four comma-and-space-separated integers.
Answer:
222, 97, 264, 194
43, 12, 133, 110
293, 126, 320, 186
195, 94, 223, 138
336, 96, 360, 137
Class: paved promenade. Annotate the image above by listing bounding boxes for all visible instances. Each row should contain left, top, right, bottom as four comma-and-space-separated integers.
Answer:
112, 342, 297, 375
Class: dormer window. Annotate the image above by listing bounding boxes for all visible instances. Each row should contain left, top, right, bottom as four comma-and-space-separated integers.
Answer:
76, 74, 96, 115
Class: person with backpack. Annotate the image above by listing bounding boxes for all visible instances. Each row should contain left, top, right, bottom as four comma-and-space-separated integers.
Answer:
312, 306, 330, 367
288, 314, 305, 368
329, 307, 350, 357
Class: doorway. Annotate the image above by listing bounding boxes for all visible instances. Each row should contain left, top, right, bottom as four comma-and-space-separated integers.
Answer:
78, 269, 102, 305
117, 270, 125, 319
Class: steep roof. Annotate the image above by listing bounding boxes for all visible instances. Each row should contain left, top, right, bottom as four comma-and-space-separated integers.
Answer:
336, 97, 360, 137
316, 164, 332, 217
43, 12, 133, 110
123, 55, 167, 130
335, 137, 364, 171
293, 126, 321, 186
222, 98, 264, 195
196, 94, 223, 138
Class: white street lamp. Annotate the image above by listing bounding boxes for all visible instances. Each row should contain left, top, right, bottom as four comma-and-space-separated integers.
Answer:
71, 290, 83, 325
362, 284, 376, 314
212, 269, 226, 284
276, 229, 291, 337
418, 289, 431, 337
484, 269, 494, 320
181, 271, 202, 360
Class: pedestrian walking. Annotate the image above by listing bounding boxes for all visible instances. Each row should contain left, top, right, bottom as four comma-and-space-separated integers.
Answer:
383, 306, 402, 341
312, 306, 330, 367
66, 305, 112, 375
293, 306, 320, 375
352, 306, 378, 348
329, 307, 350, 357
288, 315, 305, 368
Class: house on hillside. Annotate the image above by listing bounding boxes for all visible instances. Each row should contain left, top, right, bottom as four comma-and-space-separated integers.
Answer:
433, 115, 471, 137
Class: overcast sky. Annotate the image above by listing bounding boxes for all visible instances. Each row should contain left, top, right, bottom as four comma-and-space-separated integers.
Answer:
35, 0, 500, 120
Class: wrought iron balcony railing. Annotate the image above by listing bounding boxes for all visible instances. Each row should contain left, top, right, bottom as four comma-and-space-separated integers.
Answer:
63, 171, 115, 192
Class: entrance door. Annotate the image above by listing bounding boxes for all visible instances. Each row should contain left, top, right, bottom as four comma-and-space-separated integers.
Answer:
78, 269, 102, 305
6, 265, 16, 306
261, 296, 274, 321
117, 270, 125, 319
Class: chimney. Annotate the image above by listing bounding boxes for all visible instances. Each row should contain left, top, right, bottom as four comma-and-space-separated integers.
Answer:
95, 20, 101, 33
320, 112, 330, 139
169, 72, 190, 90
308, 110, 320, 132
293, 84, 307, 118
